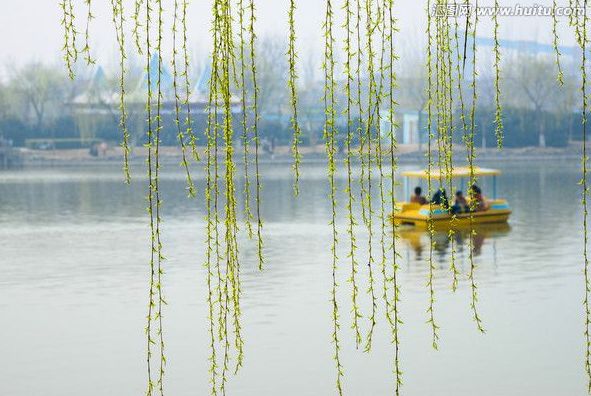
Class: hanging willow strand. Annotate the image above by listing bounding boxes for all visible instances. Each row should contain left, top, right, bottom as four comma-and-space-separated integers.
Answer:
433, 0, 456, 292
425, 0, 440, 351
343, 0, 363, 349
468, 0, 485, 334
363, 0, 378, 353
552, 0, 564, 86
449, 2, 469, 292
82, 0, 95, 65
204, 2, 223, 390
144, 0, 156, 393
210, 2, 231, 393
443, 1, 458, 293
378, 0, 402, 389
154, 0, 167, 393
222, 0, 244, 375
60, 0, 77, 79
387, 0, 402, 391
323, 0, 343, 393
133, 0, 145, 55
109, 0, 131, 184
181, 0, 199, 162
238, 0, 254, 238
493, 0, 503, 148
375, 0, 397, 363
288, 0, 303, 196
577, 0, 591, 390
211, 0, 225, 362
172, 0, 196, 197
249, 0, 265, 270
356, 0, 369, 230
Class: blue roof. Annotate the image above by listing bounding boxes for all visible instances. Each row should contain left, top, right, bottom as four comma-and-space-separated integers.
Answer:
138, 54, 174, 91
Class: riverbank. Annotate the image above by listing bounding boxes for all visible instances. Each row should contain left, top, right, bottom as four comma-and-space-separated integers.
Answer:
12, 143, 584, 168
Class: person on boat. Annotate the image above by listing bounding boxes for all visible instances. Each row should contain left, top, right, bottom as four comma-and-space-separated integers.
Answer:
410, 186, 428, 205
452, 190, 469, 214
431, 188, 449, 208
470, 184, 489, 211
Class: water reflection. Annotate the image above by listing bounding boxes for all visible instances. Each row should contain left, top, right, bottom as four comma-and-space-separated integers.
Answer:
398, 223, 512, 261
0, 160, 588, 396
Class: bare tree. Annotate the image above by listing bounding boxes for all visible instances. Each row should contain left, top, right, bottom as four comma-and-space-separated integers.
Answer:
8, 62, 68, 130
504, 53, 561, 147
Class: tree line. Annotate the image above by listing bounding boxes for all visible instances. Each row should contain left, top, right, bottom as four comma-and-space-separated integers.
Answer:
0, 37, 579, 150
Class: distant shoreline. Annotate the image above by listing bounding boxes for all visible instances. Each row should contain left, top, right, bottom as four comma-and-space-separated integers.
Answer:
9, 144, 584, 168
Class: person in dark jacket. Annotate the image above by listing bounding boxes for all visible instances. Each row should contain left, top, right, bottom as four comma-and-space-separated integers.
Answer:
431, 188, 449, 208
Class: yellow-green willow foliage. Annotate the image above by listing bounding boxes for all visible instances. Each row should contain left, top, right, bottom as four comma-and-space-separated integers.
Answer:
109, 0, 131, 183
343, 0, 363, 350
60, 0, 78, 79
362, 0, 378, 353
322, 1, 343, 393
61, 0, 591, 394
492, 0, 503, 148
424, 0, 490, 342
82, 0, 95, 65
288, 0, 302, 195
552, 0, 564, 86
384, 0, 402, 391
468, 0, 485, 334
172, 0, 196, 198
207, 2, 245, 394
142, 0, 165, 394
425, 0, 440, 351
249, 0, 265, 271
237, 0, 254, 239
333, 0, 403, 390
572, 0, 591, 390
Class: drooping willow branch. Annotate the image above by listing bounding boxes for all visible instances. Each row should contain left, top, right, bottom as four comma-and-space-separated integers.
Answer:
181, 0, 199, 163
249, 0, 265, 271
109, 0, 131, 183
172, 0, 196, 197
132, 0, 145, 55
343, 0, 363, 349
60, 0, 78, 79
425, 0, 440, 351
288, 0, 302, 196
576, 0, 591, 390
552, 0, 564, 86
204, 3, 222, 391
238, 0, 254, 239
356, 0, 369, 233
362, 0, 378, 353
449, 2, 469, 292
375, 0, 397, 367
82, 0, 94, 65
144, 0, 157, 393
385, 0, 402, 390
323, 0, 343, 393
493, 0, 503, 148
154, 0, 167, 393
467, 0, 485, 334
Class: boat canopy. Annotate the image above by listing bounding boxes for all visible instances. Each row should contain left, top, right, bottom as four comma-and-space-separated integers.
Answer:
401, 166, 501, 179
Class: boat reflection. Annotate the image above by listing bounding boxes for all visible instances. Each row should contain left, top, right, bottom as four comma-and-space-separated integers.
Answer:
397, 222, 512, 261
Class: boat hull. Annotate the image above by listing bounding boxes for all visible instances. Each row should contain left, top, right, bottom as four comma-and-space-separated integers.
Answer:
391, 200, 511, 229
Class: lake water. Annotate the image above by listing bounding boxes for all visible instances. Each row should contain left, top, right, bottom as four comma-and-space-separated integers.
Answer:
0, 158, 587, 395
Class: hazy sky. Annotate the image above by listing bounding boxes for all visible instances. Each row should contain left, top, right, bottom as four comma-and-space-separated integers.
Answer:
0, 0, 578, 72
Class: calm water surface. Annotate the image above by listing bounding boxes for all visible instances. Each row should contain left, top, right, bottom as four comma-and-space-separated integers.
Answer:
0, 159, 586, 395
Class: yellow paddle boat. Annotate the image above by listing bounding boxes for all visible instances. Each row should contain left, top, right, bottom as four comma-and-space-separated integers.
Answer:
391, 167, 511, 229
